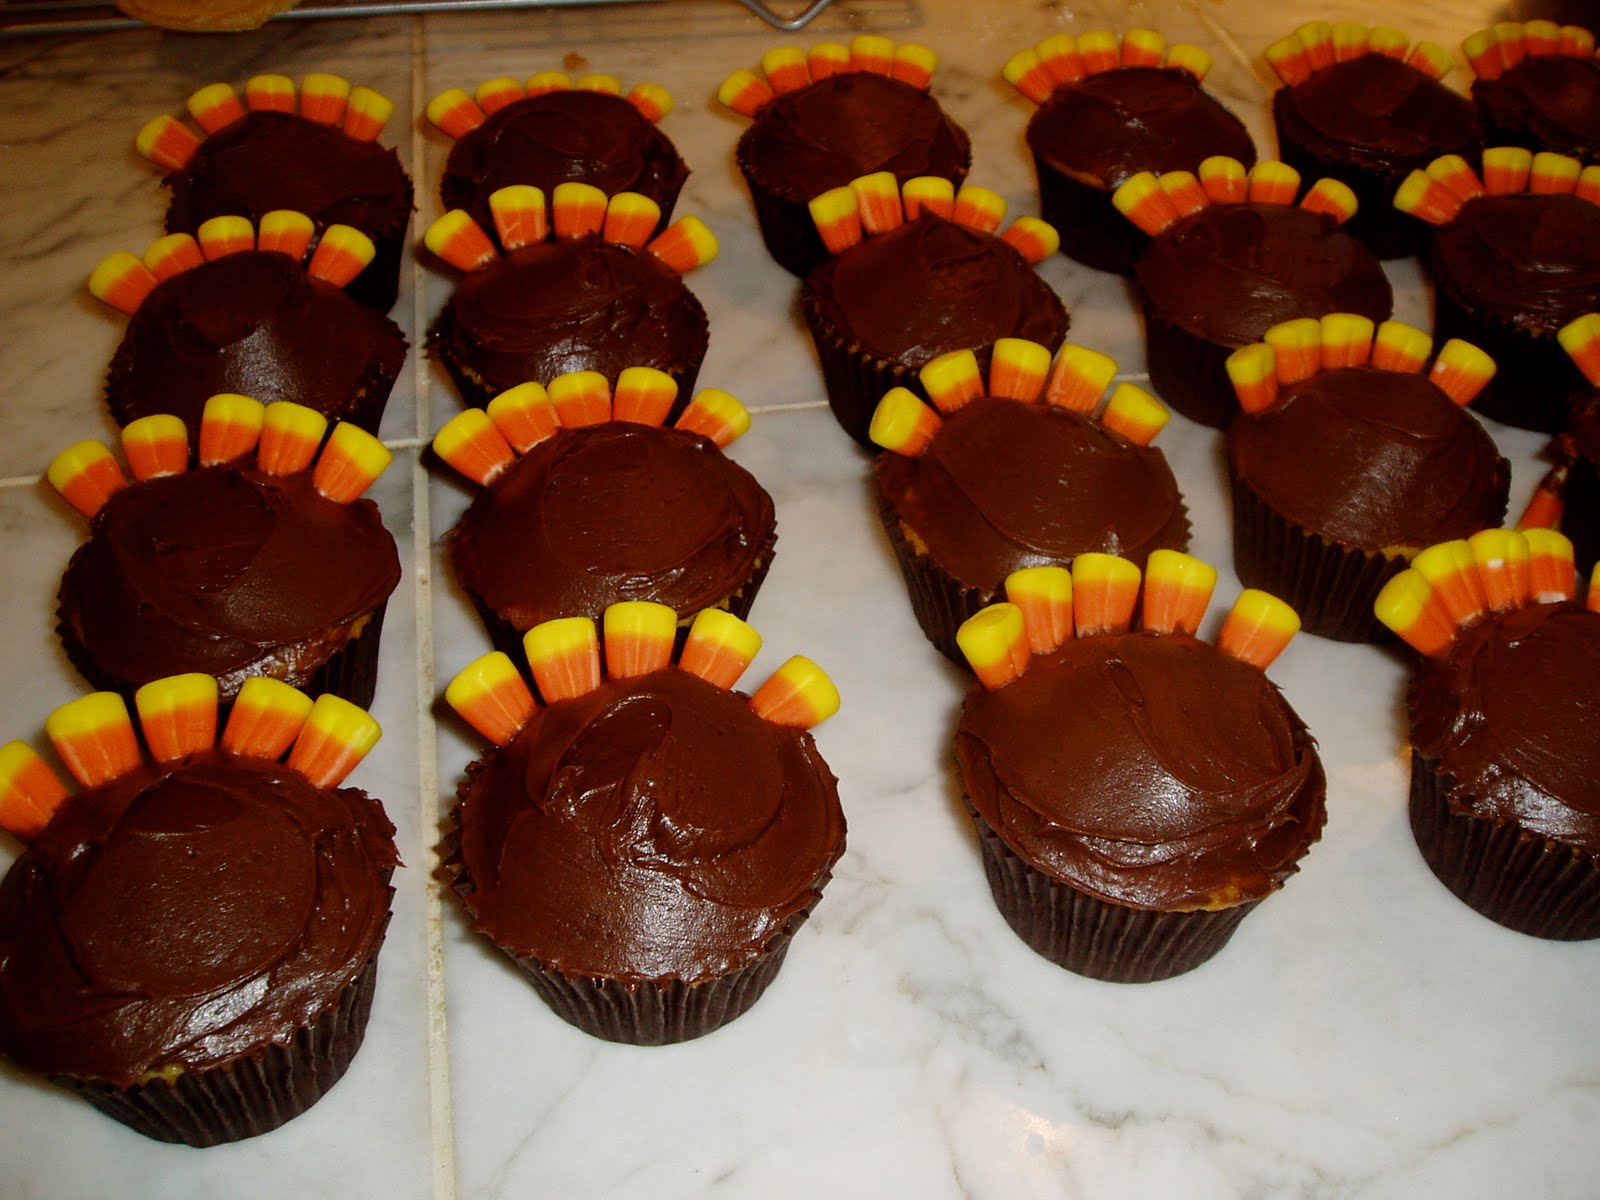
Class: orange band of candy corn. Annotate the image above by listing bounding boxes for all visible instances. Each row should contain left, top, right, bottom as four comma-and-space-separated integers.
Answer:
445, 651, 536, 746
679, 608, 762, 690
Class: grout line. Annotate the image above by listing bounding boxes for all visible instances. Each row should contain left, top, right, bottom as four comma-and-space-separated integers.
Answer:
409, 20, 456, 1200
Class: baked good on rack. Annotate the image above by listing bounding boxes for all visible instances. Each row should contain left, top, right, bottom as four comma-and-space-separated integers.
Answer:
432, 371, 774, 660
870, 338, 1187, 662
444, 605, 844, 1043
1266, 21, 1479, 259
91, 213, 407, 436
1376, 528, 1600, 938
137, 74, 414, 312
1224, 314, 1510, 642
429, 72, 686, 239
0, 678, 397, 1145
800, 173, 1068, 446
1463, 21, 1600, 164
424, 184, 713, 411
719, 36, 971, 277
50, 397, 399, 707
1117, 156, 1392, 428
1395, 148, 1600, 432
955, 555, 1326, 982
1003, 28, 1255, 274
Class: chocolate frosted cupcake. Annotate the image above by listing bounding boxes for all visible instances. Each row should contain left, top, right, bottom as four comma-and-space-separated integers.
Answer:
1266, 22, 1479, 259
433, 370, 774, 661
1224, 314, 1510, 642
870, 338, 1188, 662
444, 604, 845, 1043
1375, 528, 1600, 938
1004, 28, 1255, 274
720, 36, 971, 277
1396, 148, 1600, 431
425, 184, 713, 412
50, 397, 399, 707
92, 213, 407, 436
0, 677, 398, 1145
955, 555, 1326, 982
801, 173, 1068, 447
1464, 21, 1600, 164
138, 74, 414, 312
1117, 157, 1393, 427
429, 71, 686, 239
1513, 313, 1600, 577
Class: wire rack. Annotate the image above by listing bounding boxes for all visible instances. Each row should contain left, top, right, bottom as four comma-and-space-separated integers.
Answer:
0, 0, 839, 38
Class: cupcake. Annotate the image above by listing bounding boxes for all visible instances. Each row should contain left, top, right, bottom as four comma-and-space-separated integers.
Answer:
137, 74, 414, 312
424, 184, 714, 412
0, 676, 398, 1145
1266, 21, 1479, 259
433, 369, 775, 662
1224, 314, 1510, 642
444, 604, 845, 1043
869, 338, 1188, 662
50, 396, 400, 708
720, 36, 971, 277
1463, 21, 1600, 164
1394, 148, 1600, 431
91, 213, 407, 436
954, 555, 1327, 982
1003, 28, 1255, 274
1375, 528, 1600, 938
1116, 157, 1393, 427
1517, 313, 1600, 577
428, 72, 686, 240
800, 173, 1068, 447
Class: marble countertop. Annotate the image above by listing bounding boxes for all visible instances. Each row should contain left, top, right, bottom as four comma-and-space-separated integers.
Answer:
2, 0, 1596, 1196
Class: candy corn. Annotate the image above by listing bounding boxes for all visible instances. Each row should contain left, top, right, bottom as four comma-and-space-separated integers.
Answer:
676, 388, 750, 447
121, 415, 189, 481
300, 73, 350, 126
956, 603, 1030, 691
1044, 343, 1118, 413
1226, 343, 1279, 415
1373, 570, 1456, 656
197, 214, 255, 260
257, 401, 328, 476
679, 609, 762, 689
902, 176, 955, 222
1468, 528, 1531, 611
602, 192, 662, 250
286, 694, 381, 788
312, 423, 391, 503
136, 114, 200, 171
46, 692, 141, 789
1217, 590, 1300, 668
221, 676, 314, 760
489, 185, 548, 251
427, 88, 487, 138
89, 252, 159, 316
810, 186, 863, 254
1427, 339, 1497, 406
1264, 318, 1322, 384
749, 657, 840, 728
852, 172, 903, 235
646, 216, 718, 273
198, 393, 265, 467
1558, 313, 1600, 385
1141, 550, 1217, 636
343, 86, 395, 141
1370, 320, 1433, 373
0, 742, 69, 841
547, 371, 612, 428
869, 388, 942, 457
524, 617, 602, 703
612, 367, 678, 428
952, 185, 1005, 234
434, 409, 516, 487
1320, 313, 1375, 369
143, 232, 206, 281
1525, 527, 1577, 602
1099, 384, 1169, 445
1410, 540, 1488, 627
134, 674, 219, 763
48, 441, 126, 519
552, 181, 608, 239
424, 210, 499, 272
445, 652, 536, 746
1072, 553, 1140, 637
246, 73, 295, 113
988, 338, 1050, 403
920, 349, 984, 414
258, 210, 315, 261
487, 381, 561, 452
603, 601, 677, 679
1004, 566, 1073, 654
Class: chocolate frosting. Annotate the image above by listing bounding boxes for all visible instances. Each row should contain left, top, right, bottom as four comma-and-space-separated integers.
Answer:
1135, 203, 1393, 345
449, 422, 774, 630
736, 72, 970, 202
0, 750, 398, 1086
1474, 55, 1600, 160
1274, 55, 1479, 168
105, 250, 407, 430
453, 667, 844, 982
432, 237, 708, 398
874, 398, 1188, 591
1409, 603, 1600, 852
1228, 368, 1510, 549
1026, 66, 1256, 189
165, 111, 413, 241
58, 466, 400, 697
1429, 194, 1600, 336
956, 631, 1326, 909
803, 215, 1068, 364
440, 91, 688, 231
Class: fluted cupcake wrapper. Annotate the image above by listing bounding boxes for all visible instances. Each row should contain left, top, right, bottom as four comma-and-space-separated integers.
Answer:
1430, 279, 1577, 434
1140, 304, 1240, 429
1032, 156, 1147, 275
802, 288, 929, 449
1409, 753, 1600, 940
56, 915, 388, 1146
1228, 464, 1410, 644
341, 220, 411, 315
874, 492, 997, 665
967, 808, 1258, 983
736, 156, 832, 280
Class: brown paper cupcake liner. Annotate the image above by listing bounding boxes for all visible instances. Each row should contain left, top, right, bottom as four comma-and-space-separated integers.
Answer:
1228, 464, 1412, 643
1565, 453, 1600, 577
56, 927, 387, 1146
1141, 306, 1240, 429
874, 493, 997, 665
801, 289, 930, 449
967, 808, 1258, 982
1032, 159, 1148, 275
1430, 280, 1579, 434
1409, 753, 1600, 940
737, 158, 833, 280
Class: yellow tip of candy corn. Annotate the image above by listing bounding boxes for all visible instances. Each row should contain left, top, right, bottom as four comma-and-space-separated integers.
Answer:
1217, 589, 1301, 669
869, 387, 942, 457
603, 600, 678, 680
0, 741, 69, 842
445, 651, 537, 746
221, 676, 314, 760
1004, 565, 1074, 654
956, 602, 1030, 690
679, 608, 762, 690
676, 387, 750, 447
313, 422, 392, 503
287, 693, 381, 788
525, 70, 571, 97
46, 691, 142, 789
134, 673, 219, 763
750, 656, 840, 728
523, 616, 602, 703
575, 73, 622, 96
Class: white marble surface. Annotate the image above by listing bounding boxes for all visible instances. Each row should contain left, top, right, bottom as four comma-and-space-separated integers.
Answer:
1, 0, 1597, 1197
